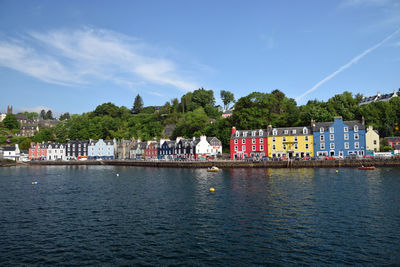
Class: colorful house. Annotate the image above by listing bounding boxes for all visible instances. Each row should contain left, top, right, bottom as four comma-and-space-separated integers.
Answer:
116, 138, 136, 160
130, 142, 146, 159
2, 144, 20, 161
365, 125, 380, 153
29, 142, 47, 160
384, 137, 400, 150
88, 139, 116, 160
159, 140, 176, 160
65, 140, 89, 160
230, 127, 268, 160
176, 138, 195, 160
46, 142, 65, 161
268, 126, 313, 158
312, 116, 366, 157
144, 141, 159, 160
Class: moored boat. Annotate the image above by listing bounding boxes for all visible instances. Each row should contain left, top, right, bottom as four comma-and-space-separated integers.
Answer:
358, 166, 375, 170
207, 166, 219, 172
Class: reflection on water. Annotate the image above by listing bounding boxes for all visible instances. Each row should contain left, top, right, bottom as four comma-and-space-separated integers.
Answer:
0, 166, 399, 265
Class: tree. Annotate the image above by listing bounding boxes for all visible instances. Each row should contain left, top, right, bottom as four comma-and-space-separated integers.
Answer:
220, 90, 235, 110
171, 107, 209, 139
59, 112, 71, 121
3, 114, 20, 130
46, 110, 54, 120
192, 88, 215, 108
132, 94, 143, 114
19, 138, 32, 150
40, 110, 46, 119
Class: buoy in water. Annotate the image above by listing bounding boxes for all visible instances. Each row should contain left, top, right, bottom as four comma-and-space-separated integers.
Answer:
116, 173, 119, 177
209, 187, 215, 192
32, 181, 38, 185
336, 170, 339, 173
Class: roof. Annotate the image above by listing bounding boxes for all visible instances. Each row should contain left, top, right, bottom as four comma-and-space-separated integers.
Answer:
3, 145, 17, 151
271, 126, 312, 136
16, 114, 28, 120
359, 89, 399, 105
207, 137, 222, 145
231, 128, 269, 139
313, 120, 365, 131
384, 137, 400, 142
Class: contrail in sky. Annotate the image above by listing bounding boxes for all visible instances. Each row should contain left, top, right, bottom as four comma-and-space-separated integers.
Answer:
296, 28, 400, 102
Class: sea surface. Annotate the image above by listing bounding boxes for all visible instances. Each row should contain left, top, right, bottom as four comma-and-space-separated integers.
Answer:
0, 166, 399, 266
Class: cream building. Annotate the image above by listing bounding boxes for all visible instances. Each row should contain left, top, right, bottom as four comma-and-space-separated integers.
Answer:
366, 125, 379, 152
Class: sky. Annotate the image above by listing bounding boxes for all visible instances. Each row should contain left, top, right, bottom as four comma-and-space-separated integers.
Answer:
0, 0, 399, 115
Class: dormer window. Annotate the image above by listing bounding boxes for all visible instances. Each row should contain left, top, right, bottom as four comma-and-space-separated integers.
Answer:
243, 132, 247, 137
284, 130, 288, 134
252, 131, 256, 136
273, 129, 277, 136
303, 127, 308, 134
235, 132, 239, 137
292, 130, 296, 134
259, 130, 263, 136
320, 127, 324, 133
354, 125, 359, 132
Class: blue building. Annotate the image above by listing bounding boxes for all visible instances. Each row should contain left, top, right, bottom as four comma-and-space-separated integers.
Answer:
312, 116, 366, 157
158, 140, 176, 160
88, 139, 116, 160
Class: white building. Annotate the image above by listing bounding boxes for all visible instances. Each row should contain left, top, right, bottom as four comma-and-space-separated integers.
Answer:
46, 143, 65, 160
0, 113, 6, 122
88, 139, 116, 160
2, 144, 20, 161
195, 135, 222, 160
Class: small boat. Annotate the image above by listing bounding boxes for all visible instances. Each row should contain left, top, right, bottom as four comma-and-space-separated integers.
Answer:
358, 166, 375, 170
207, 166, 219, 172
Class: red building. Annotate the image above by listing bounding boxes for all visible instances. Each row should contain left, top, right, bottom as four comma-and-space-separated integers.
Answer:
144, 142, 159, 160
29, 142, 47, 160
384, 137, 400, 149
230, 127, 268, 160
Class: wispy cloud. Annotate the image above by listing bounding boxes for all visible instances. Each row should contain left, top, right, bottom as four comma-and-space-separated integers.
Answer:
340, 0, 396, 7
0, 28, 199, 91
296, 28, 400, 102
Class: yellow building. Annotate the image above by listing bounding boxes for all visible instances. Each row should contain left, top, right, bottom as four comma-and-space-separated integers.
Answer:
365, 125, 380, 152
267, 126, 314, 158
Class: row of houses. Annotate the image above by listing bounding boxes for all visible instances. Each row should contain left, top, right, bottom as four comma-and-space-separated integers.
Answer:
230, 116, 382, 160
26, 135, 222, 161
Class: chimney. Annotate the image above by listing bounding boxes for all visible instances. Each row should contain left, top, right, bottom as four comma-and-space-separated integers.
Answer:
311, 119, 315, 127
193, 137, 196, 141
232, 126, 236, 134
377, 91, 381, 97
176, 137, 182, 143
361, 116, 365, 125
368, 125, 373, 131
200, 135, 206, 142
267, 125, 272, 132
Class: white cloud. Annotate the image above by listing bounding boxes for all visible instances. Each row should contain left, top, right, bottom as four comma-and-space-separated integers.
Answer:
0, 28, 199, 91
340, 0, 395, 7
296, 28, 400, 102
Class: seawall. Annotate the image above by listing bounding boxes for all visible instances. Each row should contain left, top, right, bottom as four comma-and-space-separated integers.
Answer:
26, 158, 400, 168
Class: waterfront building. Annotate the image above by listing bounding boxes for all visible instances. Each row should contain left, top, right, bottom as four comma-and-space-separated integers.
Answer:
130, 142, 146, 159
195, 135, 222, 160
176, 138, 195, 160
88, 139, 116, 160
312, 116, 366, 157
46, 143, 65, 161
19, 125, 39, 137
359, 89, 399, 105
2, 144, 20, 161
15, 114, 28, 125
384, 137, 400, 150
0, 147, 3, 159
365, 125, 380, 153
65, 140, 89, 160
159, 140, 176, 160
144, 141, 159, 160
29, 142, 47, 160
116, 138, 136, 160
230, 127, 268, 160
268, 126, 314, 158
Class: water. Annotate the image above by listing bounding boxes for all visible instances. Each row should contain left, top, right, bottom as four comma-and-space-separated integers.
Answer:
0, 166, 399, 266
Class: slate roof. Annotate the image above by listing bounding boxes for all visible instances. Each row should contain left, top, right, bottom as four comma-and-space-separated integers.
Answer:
3, 145, 17, 151
271, 126, 312, 136
207, 137, 222, 146
231, 129, 269, 139
313, 120, 365, 132
16, 114, 28, 120
384, 137, 400, 142
359, 89, 399, 105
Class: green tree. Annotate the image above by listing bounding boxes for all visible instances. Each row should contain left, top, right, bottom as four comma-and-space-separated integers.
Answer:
40, 109, 46, 119
46, 110, 54, 120
171, 107, 209, 138
59, 112, 70, 121
19, 138, 32, 150
132, 94, 144, 114
220, 90, 235, 110
192, 88, 215, 108
3, 114, 20, 130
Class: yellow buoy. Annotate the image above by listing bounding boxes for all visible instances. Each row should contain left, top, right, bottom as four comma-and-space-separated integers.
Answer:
336, 170, 339, 173
209, 187, 215, 192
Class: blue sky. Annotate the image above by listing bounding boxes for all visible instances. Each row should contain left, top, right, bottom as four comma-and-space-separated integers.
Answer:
0, 0, 399, 115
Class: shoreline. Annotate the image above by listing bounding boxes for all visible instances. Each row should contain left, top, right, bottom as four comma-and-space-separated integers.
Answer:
19, 158, 400, 168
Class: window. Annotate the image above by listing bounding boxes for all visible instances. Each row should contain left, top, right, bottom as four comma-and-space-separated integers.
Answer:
354, 133, 359, 140
355, 142, 359, 149
292, 130, 296, 134
330, 134, 334, 141
294, 144, 298, 150
236, 132, 239, 137
330, 127, 334, 133
234, 139, 238, 144
330, 143, 335, 149
272, 137, 276, 142
320, 135, 324, 141
242, 139, 246, 144
354, 125, 359, 132
283, 136, 286, 142
252, 131, 256, 136
320, 143, 325, 149
373, 140, 377, 145
252, 138, 256, 144
273, 129, 277, 135
284, 130, 289, 134
344, 127, 348, 132
345, 142, 349, 149
252, 145, 256, 151
260, 145, 264, 151
283, 144, 287, 150
294, 136, 298, 142
320, 127, 324, 133
303, 127, 308, 134
259, 130, 263, 136
260, 138, 264, 143
243, 132, 248, 137
305, 144, 309, 149
344, 133, 349, 140
272, 144, 276, 150
305, 136, 309, 141
242, 145, 246, 151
